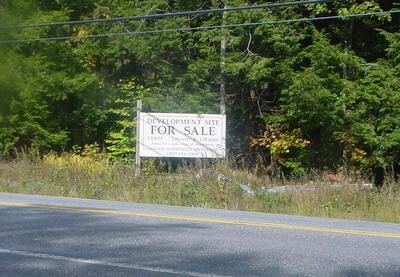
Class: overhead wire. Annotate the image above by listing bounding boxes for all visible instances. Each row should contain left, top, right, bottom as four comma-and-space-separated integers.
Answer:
2, 0, 336, 30
1, 10, 398, 44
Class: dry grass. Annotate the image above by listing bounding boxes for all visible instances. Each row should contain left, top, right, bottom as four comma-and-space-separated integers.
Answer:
0, 152, 399, 223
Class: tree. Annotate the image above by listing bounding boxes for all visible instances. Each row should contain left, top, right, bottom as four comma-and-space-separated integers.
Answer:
343, 55, 400, 184
105, 79, 150, 161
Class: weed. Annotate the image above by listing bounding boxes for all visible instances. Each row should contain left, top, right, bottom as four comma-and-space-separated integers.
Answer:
0, 153, 399, 223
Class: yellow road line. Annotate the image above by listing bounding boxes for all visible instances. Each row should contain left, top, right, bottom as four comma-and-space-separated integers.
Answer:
1, 200, 399, 239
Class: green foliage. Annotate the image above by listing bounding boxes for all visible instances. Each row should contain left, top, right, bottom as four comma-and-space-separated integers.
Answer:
105, 79, 149, 161
380, 31, 400, 71
0, 0, 399, 183
343, 61, 400, 174
264, 67, 342, 169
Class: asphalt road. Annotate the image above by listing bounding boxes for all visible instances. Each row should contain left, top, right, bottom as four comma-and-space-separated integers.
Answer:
0, 192, 399, 276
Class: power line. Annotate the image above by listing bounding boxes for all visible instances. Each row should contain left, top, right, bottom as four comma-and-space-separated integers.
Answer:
1, 10, 398, 44
2, 0, 336, 30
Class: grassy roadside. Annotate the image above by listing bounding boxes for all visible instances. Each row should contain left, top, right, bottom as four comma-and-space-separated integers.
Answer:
0, 152, 399, 223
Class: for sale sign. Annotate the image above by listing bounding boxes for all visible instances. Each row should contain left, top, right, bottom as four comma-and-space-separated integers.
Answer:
138, 113, 226, 158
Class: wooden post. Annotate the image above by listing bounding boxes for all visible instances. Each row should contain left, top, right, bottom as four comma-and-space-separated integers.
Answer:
135, 100, 142, 177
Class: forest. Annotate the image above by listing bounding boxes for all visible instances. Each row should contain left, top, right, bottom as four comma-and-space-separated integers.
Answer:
0, 0, 399, 185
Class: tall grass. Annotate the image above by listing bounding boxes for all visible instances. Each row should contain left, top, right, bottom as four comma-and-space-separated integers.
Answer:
0, 150, 399, 223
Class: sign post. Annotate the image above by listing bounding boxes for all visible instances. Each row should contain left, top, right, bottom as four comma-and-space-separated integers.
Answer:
135, 100, 142, 177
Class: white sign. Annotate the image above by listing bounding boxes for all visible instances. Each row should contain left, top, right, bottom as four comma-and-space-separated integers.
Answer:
138, 113, 226, 158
